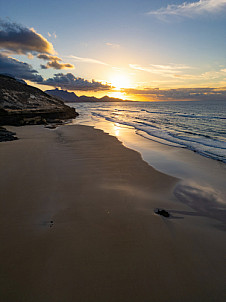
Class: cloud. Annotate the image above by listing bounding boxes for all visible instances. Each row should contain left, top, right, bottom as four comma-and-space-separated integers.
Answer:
0, 20, 73, 70
0, 54, 110, 91
47, 32, 57, 39
148, 0, 226, 18
43, 61, 74, 69
40, 73, 111, 91
0, 20, 54, 54
27, 53, 34, 59
69, 55, 109, 66
0, 53, 43, 82
105, 42, 120, 49
37, 53, 74, 70
130, 63, 226, 82
173, 69, 226, 81
130, 63, 192, 78
37, 54, 61, 61
123, 86, 226, 101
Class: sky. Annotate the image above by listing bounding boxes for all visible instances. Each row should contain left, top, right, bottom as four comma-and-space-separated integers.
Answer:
0, 0, 226, 101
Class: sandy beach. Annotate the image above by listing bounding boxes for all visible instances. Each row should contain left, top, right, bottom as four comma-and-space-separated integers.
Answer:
0, 124, 225, 302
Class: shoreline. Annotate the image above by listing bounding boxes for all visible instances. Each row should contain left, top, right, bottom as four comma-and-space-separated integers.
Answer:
73, 117, 226, 225
71, 100, 226, 165
73, 117, 226, 206
73, 115, 226, 182
0, 124, 225, 301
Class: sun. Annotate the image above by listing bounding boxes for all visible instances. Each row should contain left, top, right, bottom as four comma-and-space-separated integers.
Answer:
109, 74, 131, 89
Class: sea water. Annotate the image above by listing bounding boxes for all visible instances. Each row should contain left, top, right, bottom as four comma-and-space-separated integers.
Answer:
71, 100, 226, 163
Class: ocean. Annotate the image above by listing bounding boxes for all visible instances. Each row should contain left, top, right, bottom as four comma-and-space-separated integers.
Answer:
71, 100, 226, 163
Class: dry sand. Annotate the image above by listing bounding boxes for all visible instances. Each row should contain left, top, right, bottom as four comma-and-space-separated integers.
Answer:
0, 125, 225, 302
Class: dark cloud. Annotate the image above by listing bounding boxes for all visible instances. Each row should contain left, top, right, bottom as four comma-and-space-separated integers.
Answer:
40, 64, 48, 69
0, 20, 73, 70
37, 53, 74, 70
37, 54, 61, 61
0, 20, 54, 54
0, 54, 109, 90
123, 87, 226, 101
44, 61, 74, 70
40, 73, 111, 91
0, 53, 43, 82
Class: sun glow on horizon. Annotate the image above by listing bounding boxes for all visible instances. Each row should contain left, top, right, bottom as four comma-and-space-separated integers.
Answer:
108, 90, 128, 100
109, 74, 132, 89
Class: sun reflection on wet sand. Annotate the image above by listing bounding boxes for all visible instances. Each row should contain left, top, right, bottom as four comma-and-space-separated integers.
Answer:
113, 123, 122, 136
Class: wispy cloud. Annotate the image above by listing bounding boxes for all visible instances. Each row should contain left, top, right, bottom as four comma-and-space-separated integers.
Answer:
105, 42, 120, 49
47, 32, 57, 39
174, 69, 226, 80
129, 63, 192, 78
130, 62, 226, 83
148, 0, 226, 18
69, 55, 109, 66
123, 86, 226, 101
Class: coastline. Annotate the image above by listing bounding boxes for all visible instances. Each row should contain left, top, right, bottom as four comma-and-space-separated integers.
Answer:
0, 124, 225, 301
73, 114, 226, 226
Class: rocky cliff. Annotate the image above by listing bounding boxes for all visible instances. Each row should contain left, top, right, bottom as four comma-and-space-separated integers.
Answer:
0, 75, 78, 126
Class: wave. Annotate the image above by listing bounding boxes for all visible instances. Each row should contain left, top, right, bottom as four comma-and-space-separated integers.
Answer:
141, 108, 226, 120
91, 111, 226, 163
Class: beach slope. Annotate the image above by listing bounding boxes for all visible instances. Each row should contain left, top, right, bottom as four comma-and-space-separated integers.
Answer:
0, 125, 225, 302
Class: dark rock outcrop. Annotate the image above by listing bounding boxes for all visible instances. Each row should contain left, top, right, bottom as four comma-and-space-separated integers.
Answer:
154, 208, 170, 217
0, 75, 78, 126
0, 127, 17, 142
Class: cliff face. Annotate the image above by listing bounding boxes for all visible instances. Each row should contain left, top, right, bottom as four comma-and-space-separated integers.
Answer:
0, 75, 78, 126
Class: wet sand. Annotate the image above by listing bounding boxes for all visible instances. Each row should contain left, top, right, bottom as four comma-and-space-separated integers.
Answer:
0, 125, 225, 302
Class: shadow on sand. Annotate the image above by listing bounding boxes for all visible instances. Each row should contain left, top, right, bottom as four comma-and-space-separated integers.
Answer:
172, 181, 226, 231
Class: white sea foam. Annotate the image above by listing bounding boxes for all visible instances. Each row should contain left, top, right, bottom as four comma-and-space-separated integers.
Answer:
73, 100, 226, 163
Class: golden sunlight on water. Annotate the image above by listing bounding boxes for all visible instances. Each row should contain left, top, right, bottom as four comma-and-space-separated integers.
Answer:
113, 123, 122, 136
